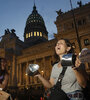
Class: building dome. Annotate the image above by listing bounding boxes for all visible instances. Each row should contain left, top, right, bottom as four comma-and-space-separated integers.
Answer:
26, 5, 44, 25
24, 4, 48, 46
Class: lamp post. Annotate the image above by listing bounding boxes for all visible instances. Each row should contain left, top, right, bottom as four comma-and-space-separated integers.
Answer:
70, 0, 82, 51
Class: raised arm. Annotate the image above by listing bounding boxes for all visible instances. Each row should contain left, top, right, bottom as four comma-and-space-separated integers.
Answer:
36, 74, 54, 88
72, 57, 88, 88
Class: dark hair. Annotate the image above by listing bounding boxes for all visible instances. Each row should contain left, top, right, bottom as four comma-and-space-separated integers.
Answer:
0, 58, 3, 70
0, 58, 8, 76
54, 38, 74, 63
62, 38, 74, 54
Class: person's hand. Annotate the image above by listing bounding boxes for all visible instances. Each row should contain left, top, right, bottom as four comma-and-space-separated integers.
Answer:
34, 71, 41, 77
73, 56, 81, 70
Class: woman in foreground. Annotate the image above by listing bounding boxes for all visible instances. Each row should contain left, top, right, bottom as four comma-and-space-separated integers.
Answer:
36, 38, 88, 100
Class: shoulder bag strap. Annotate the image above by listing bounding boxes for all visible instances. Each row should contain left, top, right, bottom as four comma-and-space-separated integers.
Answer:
56, 67, 67, 88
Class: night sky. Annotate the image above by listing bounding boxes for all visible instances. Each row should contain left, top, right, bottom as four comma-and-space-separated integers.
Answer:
0, 0, 90, 41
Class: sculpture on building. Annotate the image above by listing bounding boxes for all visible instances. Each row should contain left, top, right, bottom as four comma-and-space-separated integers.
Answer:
56, 9, 63, 16
11, 29, 15, 34
4, 29, 10, 35
77, 1, 83, 7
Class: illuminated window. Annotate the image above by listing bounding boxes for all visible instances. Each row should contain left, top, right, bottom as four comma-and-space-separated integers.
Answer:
84, 39, 90, 46
31, 32, 33, 36
40, 32, 42, 37
37, 32, 39, 36
29, 33, 30, 37
26, 34, 28, 38
34, 32, 36, 36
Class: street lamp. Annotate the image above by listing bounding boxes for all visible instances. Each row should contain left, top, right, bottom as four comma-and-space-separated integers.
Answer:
70, 0, 82, 51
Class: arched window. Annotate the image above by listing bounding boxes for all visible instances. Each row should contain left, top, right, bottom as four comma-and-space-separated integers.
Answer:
26, 33, 28, 38
29, 33, 30, 37
40, 32, 42, 37
84, 39, 90, 46
34, 32, 36, 36
37, 32, 39, 36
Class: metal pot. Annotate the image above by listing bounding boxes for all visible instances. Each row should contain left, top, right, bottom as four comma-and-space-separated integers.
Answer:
61, 48, 90, 67
26, 64, 39, 76
61, 53, 76, 67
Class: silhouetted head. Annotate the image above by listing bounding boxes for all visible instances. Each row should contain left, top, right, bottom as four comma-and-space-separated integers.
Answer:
0, 58, 7, 70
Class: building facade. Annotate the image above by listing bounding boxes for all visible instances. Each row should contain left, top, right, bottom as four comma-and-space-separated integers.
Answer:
0, 2, 90, 99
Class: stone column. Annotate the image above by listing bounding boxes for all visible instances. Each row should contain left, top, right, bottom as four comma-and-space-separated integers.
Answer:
12, 55, 17, 85
19, 63, 22, 85
26, 62, 29, 85
42, 57, 45, 77
17, 64, 19, 84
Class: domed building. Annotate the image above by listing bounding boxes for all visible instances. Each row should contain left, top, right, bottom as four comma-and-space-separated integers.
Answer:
24, 4, 48, 46
0, 2, 90, 100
